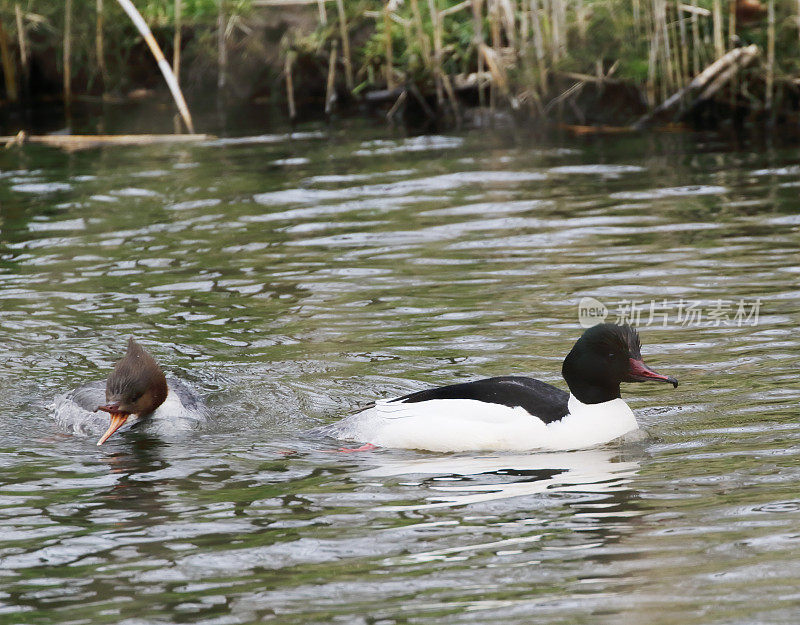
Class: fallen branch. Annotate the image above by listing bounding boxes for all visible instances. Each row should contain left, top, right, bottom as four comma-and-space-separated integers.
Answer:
3, 133, 213, 151
114, 0, 195, 133
633, 44, 759, 129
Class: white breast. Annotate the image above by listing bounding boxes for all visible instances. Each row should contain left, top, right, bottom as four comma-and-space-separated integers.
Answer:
330, 393, 638, 452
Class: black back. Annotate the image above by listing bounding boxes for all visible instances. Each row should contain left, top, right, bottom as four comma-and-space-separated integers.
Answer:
392, 376, 570, 424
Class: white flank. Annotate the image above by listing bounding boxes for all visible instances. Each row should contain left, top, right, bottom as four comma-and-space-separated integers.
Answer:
331, 394, 638, 452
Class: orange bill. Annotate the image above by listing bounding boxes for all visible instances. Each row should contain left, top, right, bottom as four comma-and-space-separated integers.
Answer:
97, 413, 129, 446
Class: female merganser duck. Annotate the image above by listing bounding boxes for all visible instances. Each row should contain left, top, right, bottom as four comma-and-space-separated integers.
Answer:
52, 338, 205, 445
327, 324, 678, 452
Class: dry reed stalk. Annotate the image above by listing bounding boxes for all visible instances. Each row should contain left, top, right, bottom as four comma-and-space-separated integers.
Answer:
690, 0, 700, 75
575, 0, 586, 41
325, 39, 338, 114
96, 0, 108, 88
285, 52, 296, 120
646, 6, 658, 106
427, 0, 459, 120
549, 0, 560, 63
676, 0, 689, 85
15, 4, 28, 89
479, 43, 510, 94
217, 2, 227, 90
0, 17, 16, 102
727, 0, 736, 107
317, 0, 328, 24
633, 0, 641, 33
409, 0, 433, 70
766, 0, 774, 112
173, 0, 182, 82
427, 0, 445, 108
497, 0, 516, 49
114, 0, 195, 133
488, 1, 501, 111
335, 0, 354, 90
384, 4, 394, 90
472, 0, 486, 109
489, 1, 501, 54
64, 0, 72, 105
539, 0, 551, 61
658, 0, 674, 93
553, 0, 567, 62
712, 0, 724, 58
529, 0, 547, 93
386, 90, 407, 121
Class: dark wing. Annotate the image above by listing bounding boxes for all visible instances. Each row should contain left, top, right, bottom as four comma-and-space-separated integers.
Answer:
392, 376, 570, 424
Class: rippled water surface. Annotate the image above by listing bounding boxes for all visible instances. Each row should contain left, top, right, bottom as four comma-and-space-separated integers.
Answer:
1, 124, 798, 624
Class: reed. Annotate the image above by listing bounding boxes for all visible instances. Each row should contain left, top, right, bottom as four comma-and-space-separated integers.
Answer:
15, 3, 28, 94
218, 4, 226, 91
3, 0, 798, 130
285, 50, 296, 120
0, 15, 16, 102
64, 0, 72, 105
173, 0, 181, 83
335, 0, 354, 91
766, 0, 774, 113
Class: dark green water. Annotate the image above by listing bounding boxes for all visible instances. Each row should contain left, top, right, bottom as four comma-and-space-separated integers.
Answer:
0, 124, 798, 624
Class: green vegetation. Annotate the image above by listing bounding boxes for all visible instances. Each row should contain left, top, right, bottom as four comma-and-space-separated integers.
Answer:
0, 0, 798, 126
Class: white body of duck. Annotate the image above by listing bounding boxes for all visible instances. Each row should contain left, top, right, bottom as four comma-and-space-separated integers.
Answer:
329, 394, 637, 452
327, 324, 677, 453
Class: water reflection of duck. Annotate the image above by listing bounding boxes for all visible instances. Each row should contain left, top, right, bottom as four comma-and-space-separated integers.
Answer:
361, 449, 642, 511
327, 324, 678, 452
53, 338, 205, 446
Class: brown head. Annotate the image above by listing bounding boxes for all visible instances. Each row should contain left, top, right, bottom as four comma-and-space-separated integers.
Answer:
96, 337, 168, 446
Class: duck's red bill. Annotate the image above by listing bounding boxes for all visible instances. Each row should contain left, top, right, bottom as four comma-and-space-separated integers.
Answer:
97, 413, 129, 446
627, 358, 679, 388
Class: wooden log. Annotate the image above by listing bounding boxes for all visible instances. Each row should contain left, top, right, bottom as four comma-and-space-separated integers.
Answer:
2, 133, 213, 151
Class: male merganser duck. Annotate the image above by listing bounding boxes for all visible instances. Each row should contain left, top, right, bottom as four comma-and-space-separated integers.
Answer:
327, 324, 678, 452
52, 338, 205, 445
